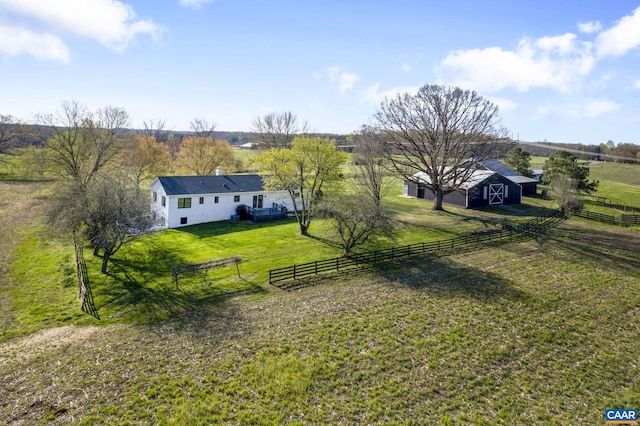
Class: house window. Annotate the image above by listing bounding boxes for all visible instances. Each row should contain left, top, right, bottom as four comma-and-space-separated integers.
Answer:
199, 197, 204, 204
180, 217, 188, 225
234, 195, 240, 202
161, 196, 166, 207
214, 196, 219, 204
178, 197, 192, 208
152, 191, 157, 202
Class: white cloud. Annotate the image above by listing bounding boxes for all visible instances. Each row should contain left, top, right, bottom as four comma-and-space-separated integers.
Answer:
0, 25, 70, 62
401, 63, 411, 72
0, 0, 161, 54
596, 6, 640, 57
577, 99, 621, 118
179, 0, 215, 9
325, 66, 360, 94
438, 33, 594, 93
486, 96, 518, 112
634, 80, 640, 89
578, 21, 602, 34
362, 83, 420, 104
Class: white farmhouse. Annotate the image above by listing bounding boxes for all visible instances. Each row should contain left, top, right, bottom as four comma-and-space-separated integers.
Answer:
150, 174, 292, 229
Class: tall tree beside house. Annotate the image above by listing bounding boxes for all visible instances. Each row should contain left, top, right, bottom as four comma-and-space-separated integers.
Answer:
255, 135, 346, 236
504, 146, 534, 177
34, 100, 129, 191
543, 151, 598, 193
32, 101, 152, 273
251, 111, 309, 149
174, 136, 236, 176
49, 171, 153, 273
369, 84, 506, 210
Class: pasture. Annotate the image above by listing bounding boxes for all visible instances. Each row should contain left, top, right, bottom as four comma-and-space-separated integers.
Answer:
0, 156, 639, 424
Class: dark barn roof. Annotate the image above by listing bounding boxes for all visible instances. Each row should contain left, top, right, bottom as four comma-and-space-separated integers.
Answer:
157, 175, 264, 196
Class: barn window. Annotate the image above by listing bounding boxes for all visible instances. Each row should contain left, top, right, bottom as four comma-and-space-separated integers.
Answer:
199, 197, 204, 204
180, 217, 188, 225
505, 186, 509, 198
234, 195, 240, 202
152, 191, 157, 202
483, 186, 488, 200
161, 196, 166, 207
178, 197, 192, 208
214, 196, 219, 203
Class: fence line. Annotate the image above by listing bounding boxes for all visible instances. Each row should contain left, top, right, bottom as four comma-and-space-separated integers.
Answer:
73, 233, 100, 319
269, 211, 563, 286
574, 210, 640, 226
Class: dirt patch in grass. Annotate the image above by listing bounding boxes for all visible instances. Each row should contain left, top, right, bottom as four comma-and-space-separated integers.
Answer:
0, 325, 106, 366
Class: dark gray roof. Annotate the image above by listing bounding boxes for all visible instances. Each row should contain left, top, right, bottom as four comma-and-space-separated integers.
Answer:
477, 159, 518, 176
157, 175, 264, 196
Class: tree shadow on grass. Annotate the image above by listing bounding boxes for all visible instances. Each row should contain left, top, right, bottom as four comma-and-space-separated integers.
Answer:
373, 256, 532, 304
547, 224, 640, 276
91, 238, 265, 326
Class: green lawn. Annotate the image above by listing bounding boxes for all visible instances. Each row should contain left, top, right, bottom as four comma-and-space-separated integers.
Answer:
1, 157, 639, 424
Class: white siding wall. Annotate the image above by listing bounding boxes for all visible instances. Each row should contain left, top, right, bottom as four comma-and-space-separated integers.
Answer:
150, 179, 293, 229
150, 179, 169, 228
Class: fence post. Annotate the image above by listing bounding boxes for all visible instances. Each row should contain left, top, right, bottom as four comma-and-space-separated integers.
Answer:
293, 264, 297, 280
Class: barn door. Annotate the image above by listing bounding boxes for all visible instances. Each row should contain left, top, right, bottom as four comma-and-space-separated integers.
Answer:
489, 184, 504, 205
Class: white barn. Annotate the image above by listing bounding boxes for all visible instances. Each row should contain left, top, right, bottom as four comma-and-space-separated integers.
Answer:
150, 174, 292, 229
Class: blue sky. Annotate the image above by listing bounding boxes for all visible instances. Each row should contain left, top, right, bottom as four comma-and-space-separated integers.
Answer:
1, 0, 640, 144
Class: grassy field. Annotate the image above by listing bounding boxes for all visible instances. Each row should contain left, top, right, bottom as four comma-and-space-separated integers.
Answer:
1, 156, 639, 424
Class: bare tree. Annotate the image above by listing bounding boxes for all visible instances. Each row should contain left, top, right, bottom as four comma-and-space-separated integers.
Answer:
251, 111, 309, 149
549, 174, 581, 214
190, 118, 216, 138
353, 126, 395, 208
34, 101, 130, 190
319, 193, 395, 256
370, 84, 506, 210
142, 118, 171, 143
0, 114, 22, 155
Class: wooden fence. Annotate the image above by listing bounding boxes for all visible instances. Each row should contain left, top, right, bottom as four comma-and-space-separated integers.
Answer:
269, 211, 562, 286
574, 210, 640, 226
73, 233, 99, 319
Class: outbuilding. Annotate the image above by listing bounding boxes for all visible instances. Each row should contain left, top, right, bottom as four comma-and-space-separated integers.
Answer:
150, 174, 292, 228
474, 159, 539, 195
404, 169, 522, 209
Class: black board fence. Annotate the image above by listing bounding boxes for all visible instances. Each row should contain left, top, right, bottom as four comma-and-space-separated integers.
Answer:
73, 232, 100, 319
269, 211, 562, 286
574, 210, 640, 226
